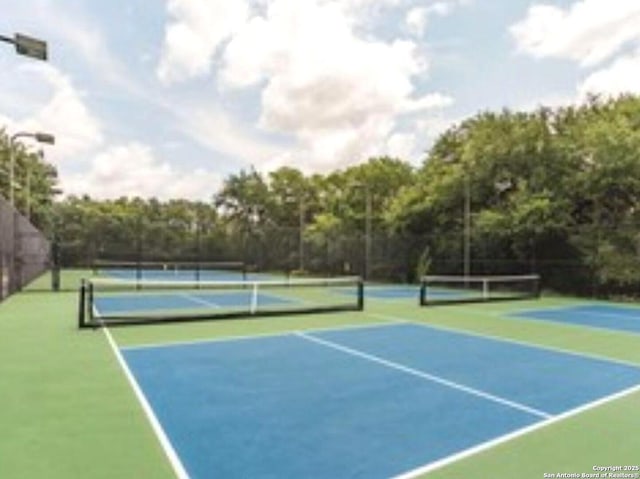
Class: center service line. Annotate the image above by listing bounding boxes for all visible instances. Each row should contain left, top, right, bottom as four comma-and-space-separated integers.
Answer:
295, 331, 552, 420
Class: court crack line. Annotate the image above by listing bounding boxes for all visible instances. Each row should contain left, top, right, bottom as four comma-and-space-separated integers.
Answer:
295, 331, 552, 420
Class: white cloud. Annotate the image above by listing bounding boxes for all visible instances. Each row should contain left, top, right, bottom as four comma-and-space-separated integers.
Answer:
406, 7, 430, 36
62, 143, 222, 200
406, 3, 453, 36
176, 102, 286, 164
510, 1, 640, 67
578, 49, 640, 98
220, 0, 453, 169
6, 64, 103, 160
157, 0, 250, 84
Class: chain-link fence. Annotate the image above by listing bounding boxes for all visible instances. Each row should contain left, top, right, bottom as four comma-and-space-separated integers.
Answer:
0, 194, 51, 300
47, 213, 639, 299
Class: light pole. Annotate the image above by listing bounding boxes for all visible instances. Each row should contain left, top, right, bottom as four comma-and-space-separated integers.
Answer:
365, 187, 372, 280
298, 195, 305, 271
443, 154, 471, 278
463, 173, 470, 279
26, 152, 59, 222
26, 166, 31, 219
9, 131, 55, 208
284, 190, 305, 272
0, 32, 47, 60
350, 182, 372, 280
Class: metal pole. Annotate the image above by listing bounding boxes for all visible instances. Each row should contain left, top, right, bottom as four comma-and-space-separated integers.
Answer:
9, 132, 55, 209
26, 168, 31, 220
464, 174, 471, 278
10, 132, 30, 208
51, 205, 61, 292
9, 140, 16, 207
298, 196, 305, 271
365, 188, 372, 281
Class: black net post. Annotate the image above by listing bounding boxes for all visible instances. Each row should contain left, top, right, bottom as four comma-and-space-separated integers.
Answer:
12, 209, 21, 293
357, 279, 364, 310
195, 211, 202, 284
51, 234, 60, 292
78, 279, 86, 328
135, 214, 143, 288
87, 280, 95, 325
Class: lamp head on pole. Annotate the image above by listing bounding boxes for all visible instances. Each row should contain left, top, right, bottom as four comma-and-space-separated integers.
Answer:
14, 33, 48, 61
34, 132, 55, 144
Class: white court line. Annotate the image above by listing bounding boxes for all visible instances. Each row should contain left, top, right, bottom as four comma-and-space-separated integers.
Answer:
121, 317, 404, 351
101, 326, 190, 479
179, 293, 221, 309
393, 382, 640, 479
296, 331, 552, 419
372, 314, 640, 369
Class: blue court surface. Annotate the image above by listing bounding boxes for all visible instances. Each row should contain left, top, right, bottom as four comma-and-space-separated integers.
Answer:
95, 291, 291, 315
121, 322, 640, 478
100, 268, 284, 282
511, 304, 640, 335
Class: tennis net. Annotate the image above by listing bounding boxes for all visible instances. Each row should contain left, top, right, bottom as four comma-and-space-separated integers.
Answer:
419, 274, 540, 305
92, 259, 247, 281
78, 276, 364, 327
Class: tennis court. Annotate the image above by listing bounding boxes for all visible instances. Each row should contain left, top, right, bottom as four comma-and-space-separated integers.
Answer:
3, 270, 640, 479
93, 260, 284, 282
511, 304, 640, 335
118, 322, 640, 478
361, 275, 540, 304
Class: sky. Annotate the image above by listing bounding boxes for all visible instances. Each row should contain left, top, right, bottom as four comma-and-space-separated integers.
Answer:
1, 0, 639, 201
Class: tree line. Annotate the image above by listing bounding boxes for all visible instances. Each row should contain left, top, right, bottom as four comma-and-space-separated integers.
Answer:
0, 129, 59, 225
7, 95, 640, 297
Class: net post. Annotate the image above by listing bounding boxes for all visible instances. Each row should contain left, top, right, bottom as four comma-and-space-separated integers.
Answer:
78, 279, 86, 328
482, 278, 489, 300
135, 260, 142, 290
250, 282, 258, 314
241, 263, 248, 282
357, 278, 364, 310
419, 278, 427, 306
51, 264, 61, 292
88, 280, 95, 326
51, 234, 60, 292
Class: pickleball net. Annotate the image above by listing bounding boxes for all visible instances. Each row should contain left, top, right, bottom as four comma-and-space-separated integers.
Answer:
92, 259, 248, 282
78, 275, 364, 327
419, 274, 540, 305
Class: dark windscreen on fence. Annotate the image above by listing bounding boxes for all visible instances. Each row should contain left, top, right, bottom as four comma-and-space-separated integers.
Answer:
0, 194, 51, 300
